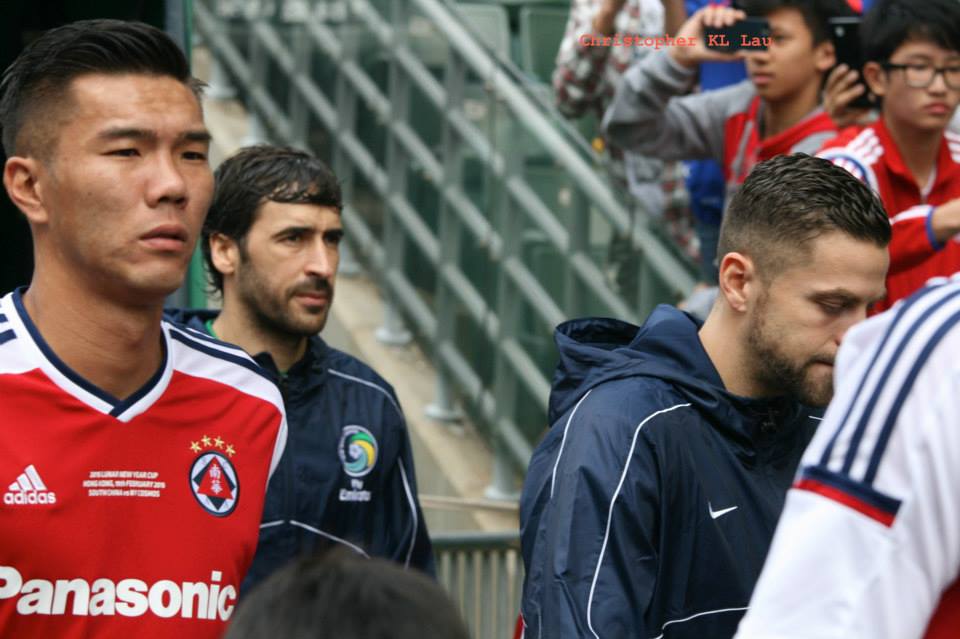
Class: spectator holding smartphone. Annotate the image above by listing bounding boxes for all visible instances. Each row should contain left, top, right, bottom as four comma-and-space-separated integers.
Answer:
818, 0, 960, 313
604, 0, 855, 281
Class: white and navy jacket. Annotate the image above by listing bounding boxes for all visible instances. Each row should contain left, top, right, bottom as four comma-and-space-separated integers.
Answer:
169, 309, 434, 591
519, 306, 821, 638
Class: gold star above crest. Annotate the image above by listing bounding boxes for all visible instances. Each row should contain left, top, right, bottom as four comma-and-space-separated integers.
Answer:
225, 444, 236, 457
214, 436, 225, 449
201, 435, 212, 447
190, 441, 201, 453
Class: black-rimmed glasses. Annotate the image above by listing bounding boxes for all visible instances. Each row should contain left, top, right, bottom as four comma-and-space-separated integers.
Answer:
881, 62, 960, 90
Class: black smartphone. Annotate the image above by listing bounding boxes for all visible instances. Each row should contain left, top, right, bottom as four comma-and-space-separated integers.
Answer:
829, 17, 874, 110
704, 17, 771, 52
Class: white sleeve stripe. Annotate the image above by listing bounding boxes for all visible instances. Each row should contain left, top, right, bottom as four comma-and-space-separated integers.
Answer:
819, 282, 960, 482
891, 205, 933, 224
289, 520, 370, 557
398, 459, 418, 569
586, 402, 692, 639
550, 389, 593, 500
649, 606, 749, 639
846, 128, 880, 157
818, 152, 878, 193
267, 416, 288, 484
327, 368, 402, 417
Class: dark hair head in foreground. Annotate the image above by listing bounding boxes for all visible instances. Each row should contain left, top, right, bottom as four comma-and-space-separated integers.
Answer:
718, 153, 891, 279
225, 549, 470, 639
0, 19, 199, 158
203, 144, 343, 294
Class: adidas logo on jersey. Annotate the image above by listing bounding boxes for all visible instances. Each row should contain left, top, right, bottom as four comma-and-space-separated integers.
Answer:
3, 465, 56, 506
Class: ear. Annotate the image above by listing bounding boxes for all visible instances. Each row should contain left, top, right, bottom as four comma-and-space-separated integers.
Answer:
862, 61, 887, 97
3, 156, 48, 225
209, 233, 240, 281
813, 39, 836, 73
717, 251, 756, 313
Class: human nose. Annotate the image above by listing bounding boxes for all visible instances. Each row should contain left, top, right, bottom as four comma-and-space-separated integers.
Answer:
928, 68, 949, 93
746, 47, 771, 65
304, 240, 337, 280
835, 310, 866, 346
146, 151, 188, 208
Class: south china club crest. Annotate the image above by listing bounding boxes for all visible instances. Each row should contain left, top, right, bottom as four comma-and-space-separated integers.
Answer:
188, 435, 240, 517
338, 426, 378, 478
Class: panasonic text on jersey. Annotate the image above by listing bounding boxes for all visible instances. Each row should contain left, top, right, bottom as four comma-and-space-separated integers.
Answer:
0, 566, 236, 621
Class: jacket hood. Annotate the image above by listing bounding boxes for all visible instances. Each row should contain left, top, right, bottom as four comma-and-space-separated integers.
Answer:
549, 305, 808, 445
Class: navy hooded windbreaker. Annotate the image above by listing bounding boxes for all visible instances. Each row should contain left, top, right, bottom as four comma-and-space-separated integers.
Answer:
519, 306, 821, 638
168, 310, 435, 591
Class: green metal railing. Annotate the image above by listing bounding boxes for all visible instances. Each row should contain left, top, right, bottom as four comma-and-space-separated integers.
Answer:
433, 531, 523, 639
192, 0, 697, 494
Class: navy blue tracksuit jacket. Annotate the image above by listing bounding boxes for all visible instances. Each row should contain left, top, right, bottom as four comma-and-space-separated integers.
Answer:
519, 305, 821, 638
168, 310, 434, 592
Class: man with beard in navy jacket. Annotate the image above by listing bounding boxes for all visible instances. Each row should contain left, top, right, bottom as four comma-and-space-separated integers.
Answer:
519, 154, 891, 638
170, 145, 433, 591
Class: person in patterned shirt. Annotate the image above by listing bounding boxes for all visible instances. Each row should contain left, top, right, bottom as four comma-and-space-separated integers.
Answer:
553, 0, 697, 302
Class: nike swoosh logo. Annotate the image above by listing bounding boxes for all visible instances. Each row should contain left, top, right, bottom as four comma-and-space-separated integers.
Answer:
708, 503, 738, 519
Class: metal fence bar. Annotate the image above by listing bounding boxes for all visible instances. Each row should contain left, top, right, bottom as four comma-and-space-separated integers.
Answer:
426, 49, 469, 422
432, 531, 523, 639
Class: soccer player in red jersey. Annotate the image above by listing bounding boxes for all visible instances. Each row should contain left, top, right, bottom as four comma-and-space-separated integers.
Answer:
0, 20, 286, 638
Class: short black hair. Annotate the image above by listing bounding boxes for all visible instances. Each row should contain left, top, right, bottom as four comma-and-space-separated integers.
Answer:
0, 19, 200, 158
224, 549, 470, 639
862, 0, 960, 63
203, 145, 343, 293
737, 0, 856, 44
718, 154, 891, 278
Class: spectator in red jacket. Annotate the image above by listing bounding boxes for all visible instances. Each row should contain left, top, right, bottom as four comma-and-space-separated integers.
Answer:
818, 0, 960, 312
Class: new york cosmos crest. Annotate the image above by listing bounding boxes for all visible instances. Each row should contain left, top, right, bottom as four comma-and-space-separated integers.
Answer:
188, 435, 240, 517
338, 426, 378, 478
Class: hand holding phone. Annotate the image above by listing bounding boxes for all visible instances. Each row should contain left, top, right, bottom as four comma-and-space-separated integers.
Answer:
828, 17, 874, 110
669, 4, 749, 68
823, 65, 876, 127
704, 17, 771, 52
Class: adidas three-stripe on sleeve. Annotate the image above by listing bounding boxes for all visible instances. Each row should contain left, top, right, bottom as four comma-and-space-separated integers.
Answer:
735, 276, 960, 639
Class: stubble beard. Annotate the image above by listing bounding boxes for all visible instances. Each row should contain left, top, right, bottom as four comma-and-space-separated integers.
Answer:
746, 301, 833, 408
236, 263, 332, 340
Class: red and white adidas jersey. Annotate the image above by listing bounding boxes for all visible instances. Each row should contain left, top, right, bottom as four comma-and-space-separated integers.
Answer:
0, 289, 287, 639
818, 119, 960, 312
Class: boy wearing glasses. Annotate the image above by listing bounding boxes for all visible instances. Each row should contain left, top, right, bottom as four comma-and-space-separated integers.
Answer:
818, 0, 960, 313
